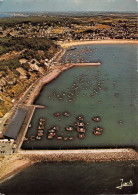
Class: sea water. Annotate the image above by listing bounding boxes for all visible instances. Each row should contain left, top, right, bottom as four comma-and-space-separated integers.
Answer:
22, 44, 138, 149
0, 161, 137, 194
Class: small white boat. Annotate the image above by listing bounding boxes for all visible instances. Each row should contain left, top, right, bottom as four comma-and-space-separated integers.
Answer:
116, 179, 133, 189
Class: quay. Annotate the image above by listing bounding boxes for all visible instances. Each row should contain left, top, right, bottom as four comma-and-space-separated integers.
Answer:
65, 62, 101, 66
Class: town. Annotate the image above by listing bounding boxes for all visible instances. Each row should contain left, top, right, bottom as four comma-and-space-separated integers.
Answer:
0, 13, 137, 41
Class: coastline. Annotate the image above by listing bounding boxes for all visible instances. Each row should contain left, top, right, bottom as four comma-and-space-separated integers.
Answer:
1, 39, 138, 184
28, 62, 101, 105
59, 39, 138, 48
20, 148, 138, 163
0, 148, 137, 184
0, 154, 34, 183
27, 39, 138, 105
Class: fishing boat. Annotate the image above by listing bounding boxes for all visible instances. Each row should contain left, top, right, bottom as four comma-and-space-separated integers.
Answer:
38, 132, 43, 136
76, 122, 85, 127
92, 116, 101, 122
116, 179, 133, 189
38, 126, 44, 130
78, 133, 85, 139
57, 136, 63, 140
48, 129, 56, 133
36, 136, 41, 140
38, 130, 44, 133
93, 130, 102, 135
64, 137, 68, 141
65, 126, 73, 131
62, 112, 70, 117
77, 127, 86, 133
53, 112, 60, 117
47, 135, 53, 139
39, 118, 46, 122
76, 116, 84, 121
48, 132, 56, 137
69, 136, 74, 140
52, 126, 59, 131
94, 126, 103, 131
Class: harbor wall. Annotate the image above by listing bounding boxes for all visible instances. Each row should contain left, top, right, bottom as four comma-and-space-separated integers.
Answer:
20, 148, 138, 162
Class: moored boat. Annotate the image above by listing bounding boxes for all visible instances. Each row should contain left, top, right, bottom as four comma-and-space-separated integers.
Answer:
64, 137, 68, 141
93, 130, 102, 135
94, 126, 103, 131
78, 133, 85, 139
65, 126, 73, 131
48, 132, 56, 137
68, 136, 74, 140
39, 118, 46, 122
52, 126, 59, 131
53, 112, 60, 117
76, 122, 85, 127
38, 130, 44, 133
48, 129, 56, 133
62, 112, 70, 117
92, 116, 101, 122
57, 136, 63, 140
38, 132, 44, 136
76, 127, 86, 133
38, 126, 44, 130
36, 136, 41, 140
47, 135, 53, 139
76, 115, 84, 121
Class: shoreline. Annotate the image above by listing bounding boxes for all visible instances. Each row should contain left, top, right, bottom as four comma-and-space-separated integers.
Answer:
0, 154, 34, 184
28, 62, 101, 105
0, 148, 137, 184
19, 148, 138, 163
59, 39, 138, 48
1, 40, 138, 184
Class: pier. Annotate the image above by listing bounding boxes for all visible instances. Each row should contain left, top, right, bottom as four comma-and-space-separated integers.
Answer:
19, 148, 138, 162
66, 62, 101, 66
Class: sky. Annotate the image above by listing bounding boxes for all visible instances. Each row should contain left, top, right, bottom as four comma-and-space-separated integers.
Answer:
0, 0, 137, 13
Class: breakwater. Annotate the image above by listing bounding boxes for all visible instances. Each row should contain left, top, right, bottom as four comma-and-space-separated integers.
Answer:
20, 148, 138, 162
0, 148, 137, 184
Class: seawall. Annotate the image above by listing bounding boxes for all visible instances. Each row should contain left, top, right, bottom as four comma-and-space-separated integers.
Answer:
20, 148, 138, 162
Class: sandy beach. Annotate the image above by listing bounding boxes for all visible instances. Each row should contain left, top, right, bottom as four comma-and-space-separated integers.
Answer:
59, 39, 138, 48
0, 154, 33, 183
28, 39, 137, 105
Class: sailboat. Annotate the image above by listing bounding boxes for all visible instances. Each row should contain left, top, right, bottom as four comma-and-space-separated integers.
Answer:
116, 179, 133, 189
